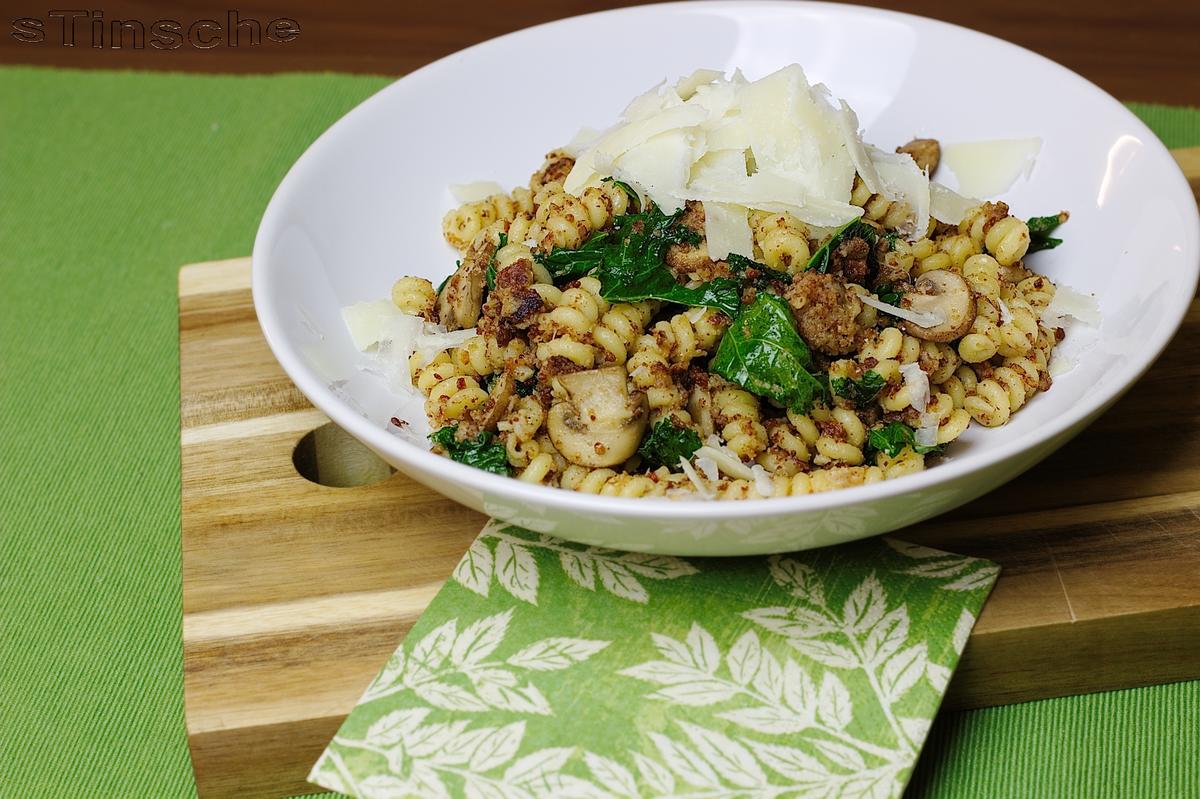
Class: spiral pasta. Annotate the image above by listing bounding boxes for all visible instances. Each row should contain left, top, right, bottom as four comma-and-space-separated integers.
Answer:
712, 383, 768, 461
750, 210, 812, 273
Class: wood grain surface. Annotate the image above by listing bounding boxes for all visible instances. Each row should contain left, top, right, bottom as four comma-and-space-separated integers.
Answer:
181, 143, 1200, 795
3, 1, 1198, 107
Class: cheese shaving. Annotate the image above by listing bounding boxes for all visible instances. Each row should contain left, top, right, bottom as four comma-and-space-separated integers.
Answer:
915, 412, 939, 448
929, 182, 979, 225
942, 138, 1041, 197
702, 201, 753, 259
678, 456, 715, 500
899, 363, 931, 414
449, 181, 505, 204
750, 464, 775, 497
1041, 284, 1101, 327
695, 456, 720, 482
342, 300, 480, 393
998, 299, 1014, 326
859, 294, 945, 328
696, 440, 755, 481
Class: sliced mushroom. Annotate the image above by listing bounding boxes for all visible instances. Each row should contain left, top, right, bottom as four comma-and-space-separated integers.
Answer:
436, 260, 486, 330
896, 138, 941, 173
900, 270, 975, 342
546, 366, 648, 467
456, 372, 515, 441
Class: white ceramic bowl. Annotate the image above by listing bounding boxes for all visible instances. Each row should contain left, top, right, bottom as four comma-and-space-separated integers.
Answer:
253, 1, 1199, 556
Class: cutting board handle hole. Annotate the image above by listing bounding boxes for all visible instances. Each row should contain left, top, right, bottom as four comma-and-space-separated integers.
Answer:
293, 422, 396, 487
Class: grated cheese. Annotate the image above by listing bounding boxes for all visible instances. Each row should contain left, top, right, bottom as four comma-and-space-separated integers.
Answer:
678, 456, 715, 500
750, 464, 775, 497
915, 411, 939, 448
696, 439, 755, 481
899, 363, 931, 415
695, 456, 720, 482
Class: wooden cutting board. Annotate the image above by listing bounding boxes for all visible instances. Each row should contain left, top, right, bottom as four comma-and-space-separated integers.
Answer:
182, 157, 1200, 797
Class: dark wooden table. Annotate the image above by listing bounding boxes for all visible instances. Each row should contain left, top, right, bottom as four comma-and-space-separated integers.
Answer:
2, 0, 1198, 106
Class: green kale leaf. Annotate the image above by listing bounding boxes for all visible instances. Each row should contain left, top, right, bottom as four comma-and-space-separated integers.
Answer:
637, 418, 702, 470
864, 421, 945, 462
536, 204, 739, 317
429, 426, 510, 476
1027, 211, 1068, 254
807, 218, 878, 273
831, 369, 886, 406
485, 232, 509, 291
515, 375, 538, 397
725, 253, 793, 288
711, 291, 826, 413
874, 282, 902, 306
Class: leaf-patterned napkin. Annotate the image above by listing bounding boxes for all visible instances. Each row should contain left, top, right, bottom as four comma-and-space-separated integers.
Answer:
310, 522, 998, 799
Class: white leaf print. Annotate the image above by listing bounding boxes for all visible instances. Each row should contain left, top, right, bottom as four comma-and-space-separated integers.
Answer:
410, 619, 457, 677
717, 706, 809, 735
686, 624, 721, 674
619, 660, 705, 686
524, 774, 610, 798
751, 650, 784, 703
925, 662, 951, 692
596, 560, 649, 603
650, 733, 721, 788
679, 722, 767, 788
747, 741, 831, 782
903, 558, 972, 579
505, 747, 575, 785
782, 658, 817, 719
584, 752, 639, 797
810, 738, 867, 772
789, 638, 859, 669
615, 552, 698, 579
841, 771, 898, 799
651, 632, 697, 668
462, 774, 533, 799
476, 682, 552, 715
900, 716, 932, 744
951, 609, 975, 655
495, 540, 539, 605
943, 565, 999, 591
559, 551, 595, 590
862, 606, 910, 667
726, 630, 763, 686
633, 751, 676, 795
469, 667, 519, 689
410, 765, 451, 799
506, 637, 610, 671
405, 721, 472, 757
648, 681, 739, 706
454, 538, 494, 597
767, 555, 824, 604
429, 726, 494, 766
469, 722, 526, 772
881, 644, 928, 702
883, 538, 946, 559
366, 708, 431, 746
452, 609, 513, 667
365, 650, 407, 699
359, 774, 414, 799
413, 681, 490, 712
842, 573, 887, 633
817, 672, 852, 731
742, 606, 836, 640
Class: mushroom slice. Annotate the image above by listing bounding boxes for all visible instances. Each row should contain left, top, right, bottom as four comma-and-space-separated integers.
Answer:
547, 366, 648, 467
900, 269, 976, 342
457, 372, 515, 441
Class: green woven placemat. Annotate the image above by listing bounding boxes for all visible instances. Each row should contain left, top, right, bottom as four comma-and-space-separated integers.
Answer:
0, 66, 1195, 798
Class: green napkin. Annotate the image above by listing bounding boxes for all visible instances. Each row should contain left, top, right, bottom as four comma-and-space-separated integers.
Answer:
310, 522, 996, 798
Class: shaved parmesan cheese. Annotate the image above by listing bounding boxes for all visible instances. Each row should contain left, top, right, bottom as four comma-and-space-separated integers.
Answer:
342, 300, 421, 351
868, 147, 930, 237
1041, 284, 1101, 327
609, 129, 697, 213
929, 182, 979, 225
449, 181, 504, 204
703, 201, 752, 259
674, 68, 725, 100
1049, 352, 1077, 378
413, 329, 481, 367
860, 294, 944, 328
834, 101, 882, 194
696, 440, 755, 481
998, 299, 1014, 325
562, 126, 604, 157
750, 464, 775, 497
942, 138, 1041, 197
695, 456, 720, 482
914, 413, 939, 448
900, 363, 931, 414
678, 456, 715, 499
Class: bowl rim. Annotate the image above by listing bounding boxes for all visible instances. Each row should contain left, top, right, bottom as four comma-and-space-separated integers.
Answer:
253, 0, 1200, 521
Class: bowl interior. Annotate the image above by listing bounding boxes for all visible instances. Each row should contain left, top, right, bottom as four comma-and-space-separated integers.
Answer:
253, 1, 1198, 530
